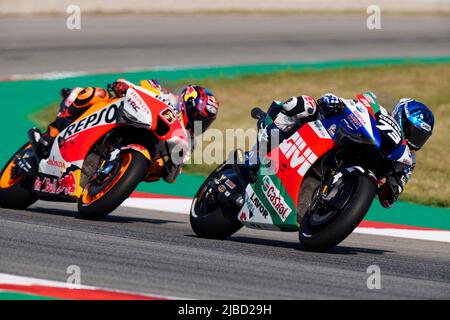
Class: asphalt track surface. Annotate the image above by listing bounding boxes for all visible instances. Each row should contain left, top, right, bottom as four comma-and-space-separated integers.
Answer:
0, 201, 449, 299
0, 15, 449, 77
0, 14, 449, 299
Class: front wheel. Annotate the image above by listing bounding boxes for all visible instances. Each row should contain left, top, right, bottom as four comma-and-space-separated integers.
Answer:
190, 167, 243, 239
78, 150, 148, 220
0, 144, 38, 210
298, 174, 376, 252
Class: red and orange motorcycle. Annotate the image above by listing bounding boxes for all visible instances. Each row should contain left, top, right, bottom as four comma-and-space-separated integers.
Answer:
0, 84, 189, 219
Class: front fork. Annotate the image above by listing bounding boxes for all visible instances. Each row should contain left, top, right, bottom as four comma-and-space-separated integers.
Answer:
312, 166, 378, 213
12, 129, 44, 177
210, 174, 245, 208
94, 149, 121, 182
94, 144, 151, 183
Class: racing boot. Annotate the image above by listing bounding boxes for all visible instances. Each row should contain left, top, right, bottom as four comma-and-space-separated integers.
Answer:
228, 148, 259, 184
243, 149, 260, 183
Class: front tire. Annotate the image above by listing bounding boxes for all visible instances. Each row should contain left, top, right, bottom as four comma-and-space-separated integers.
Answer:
190, 167, 243, 239
0, 144, 37, 210
298, 174, 376, 252
78, 150, 148, 220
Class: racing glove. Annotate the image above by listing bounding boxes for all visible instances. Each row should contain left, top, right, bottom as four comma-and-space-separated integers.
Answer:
317, 93, 345, 115
274, 95, 317, 132
60, 87, 72, 99
108, 79, 130, 97
378, 174, 407, 208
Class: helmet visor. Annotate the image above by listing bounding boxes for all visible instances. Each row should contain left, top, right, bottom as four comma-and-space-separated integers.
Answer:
404, 120, 432, 150
188, 108, 214, 134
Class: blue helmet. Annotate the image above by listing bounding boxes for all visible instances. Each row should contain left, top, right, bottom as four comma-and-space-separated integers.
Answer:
392, 99, 434, 150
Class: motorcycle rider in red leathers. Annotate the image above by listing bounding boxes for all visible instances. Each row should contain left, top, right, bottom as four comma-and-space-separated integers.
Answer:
18, 79, 219, 184
258, 93, 434, 208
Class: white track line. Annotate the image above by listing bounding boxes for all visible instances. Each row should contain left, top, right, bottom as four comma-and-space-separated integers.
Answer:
122, 198, 192, 215
0, 273, 78, 288
0, 273, 186, 300
0, 63, 228, 81
122, 197, 450, 243
354, 227, 450, 243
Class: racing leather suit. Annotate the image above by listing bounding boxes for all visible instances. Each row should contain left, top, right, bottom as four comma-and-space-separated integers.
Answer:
262, 93, 414, 208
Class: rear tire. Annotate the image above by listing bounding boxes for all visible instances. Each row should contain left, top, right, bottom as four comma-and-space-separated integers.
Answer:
298, 174, 376, 252
0, 144, 37, 210
190, 168, 243, 239
78, 150, 148, 220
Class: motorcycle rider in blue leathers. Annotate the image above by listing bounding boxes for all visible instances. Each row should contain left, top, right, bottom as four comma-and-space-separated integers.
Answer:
256, 93, 434, 208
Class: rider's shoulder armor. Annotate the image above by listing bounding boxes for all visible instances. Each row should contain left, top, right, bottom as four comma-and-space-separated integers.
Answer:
376, 109, 404, 156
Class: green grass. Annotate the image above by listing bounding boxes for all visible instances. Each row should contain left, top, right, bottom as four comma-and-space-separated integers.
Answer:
0, 291, 57, 300
30, 63, 450, 207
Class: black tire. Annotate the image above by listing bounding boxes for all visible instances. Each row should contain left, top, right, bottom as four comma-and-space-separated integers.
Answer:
0, 144, 38, 210
190, 168, 243, 239
78, 150, 148, 220
298, 174, 376, 252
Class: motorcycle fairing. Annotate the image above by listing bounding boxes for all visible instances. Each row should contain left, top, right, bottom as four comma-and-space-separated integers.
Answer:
34, 136, 84, 198
238, 92, 387, 231
34, 85, 187, 200
33, 99, 123, 199
33, 166, 81, 199
238, 121, 336, 231
341, 97, 381, 149
133, 86, 189, 144
239, 184, 278, 231
123, 88, 153, 126
58, 100, 122, 164
356, 92, 380, 118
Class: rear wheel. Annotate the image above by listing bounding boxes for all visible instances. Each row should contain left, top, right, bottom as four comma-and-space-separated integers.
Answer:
190, 167, 243, 239
78, 150, 148, 220
298, 174, 376, 252
0, 144, 37, 210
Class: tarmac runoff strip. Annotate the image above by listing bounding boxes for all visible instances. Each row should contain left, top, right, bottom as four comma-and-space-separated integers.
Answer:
1, 208, 447, 301
2, 199, 448, 301
0, 273, 182, 300
123, 192, 450, 244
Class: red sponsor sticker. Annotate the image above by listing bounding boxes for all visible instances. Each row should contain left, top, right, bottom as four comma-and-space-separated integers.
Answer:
225, 179, 236, 189
34, 172, 76, 195
57, 172, 76, 195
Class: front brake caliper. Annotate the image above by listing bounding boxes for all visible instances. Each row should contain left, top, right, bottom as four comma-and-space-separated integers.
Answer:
95, 149, 121, 182
211, 174, 243, 207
